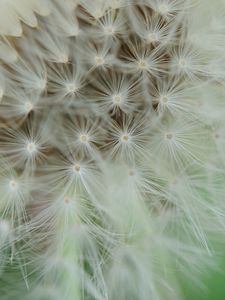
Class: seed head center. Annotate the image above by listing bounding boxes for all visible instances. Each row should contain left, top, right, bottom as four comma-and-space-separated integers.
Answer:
179, 59, 188, 68
95, 56, 105, 66
9, 180, 18, 190
161, 96, 168, 103
26, 142, 37, 154
105, 26, 115, 35
121, 134, 129, 142
66, 83, 78, 94
165, 132, 173, 140
113, 94, 122, 104
64, 197, 70, 204
138, 59, 148, 69
73, 164, 81, 172
80, 134, 88, 143
147, 32, 158, 43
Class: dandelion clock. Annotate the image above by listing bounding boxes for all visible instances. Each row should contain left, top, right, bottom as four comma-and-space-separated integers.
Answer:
0, 1, 225, 300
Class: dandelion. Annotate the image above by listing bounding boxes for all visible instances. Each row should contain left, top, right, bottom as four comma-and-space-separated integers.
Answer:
0, 1, 225, 300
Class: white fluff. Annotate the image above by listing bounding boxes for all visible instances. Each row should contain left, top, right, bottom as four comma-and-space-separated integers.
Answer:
0, 1, 225, 300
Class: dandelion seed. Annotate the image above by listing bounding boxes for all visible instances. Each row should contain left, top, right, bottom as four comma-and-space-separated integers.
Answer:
150, 0, 190, 20
0, 158, 31, 226
149, 117, 211, 168
91, 10, 126, 41
170, 45, 208, 81
106, 114, 150, 162
47, 61, 87, 107
119, 39, 166, 77
0, 118, 48, 171
0, 88, 40, 120
128, 6, 176, 46
60, 117, 104, 157
91, 72, 141, 114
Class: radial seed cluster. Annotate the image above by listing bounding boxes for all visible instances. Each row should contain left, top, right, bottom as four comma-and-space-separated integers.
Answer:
0, 1, 225, 300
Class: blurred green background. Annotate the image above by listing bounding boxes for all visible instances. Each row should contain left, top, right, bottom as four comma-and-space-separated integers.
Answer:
184, 254, 225, 300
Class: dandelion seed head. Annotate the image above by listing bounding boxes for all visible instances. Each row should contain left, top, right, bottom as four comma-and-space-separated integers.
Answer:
26, 141, 37, 154
104, 26, 115, 36
0, 1, 224, 299
9, 180, 18, 191
79, 134, 89, 143
65, 83, 78, 94
138, 59, 148, 70
147, 32, 159, 43
73, 164, 81, 173
112, 94, 122, 105
95, 55, 105, 66
121, 134, 130, 143
179, 58, 188, 68
165, 132, 174, 140
160, 95, 169, 104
